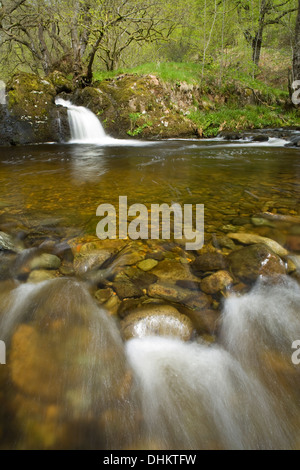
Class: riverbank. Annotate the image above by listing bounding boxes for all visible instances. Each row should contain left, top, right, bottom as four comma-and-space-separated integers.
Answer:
1, 62, 299, 145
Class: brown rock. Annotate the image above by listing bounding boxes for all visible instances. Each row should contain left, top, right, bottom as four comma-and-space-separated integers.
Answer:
191, 252, 227, 274
200, 270, 233, 294
121, 304, 194, 341
228, 244, 286, 283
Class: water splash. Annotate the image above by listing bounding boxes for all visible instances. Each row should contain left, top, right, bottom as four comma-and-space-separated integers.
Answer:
126, 277, 300, 450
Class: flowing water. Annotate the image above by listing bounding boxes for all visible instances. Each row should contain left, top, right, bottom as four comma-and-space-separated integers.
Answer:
0, 103, 299, 449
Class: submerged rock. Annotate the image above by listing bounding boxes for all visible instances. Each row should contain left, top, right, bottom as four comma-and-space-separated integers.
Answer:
200, 270, 233, 295
121, 304, 194, 341
148, 281, 212, 310
191, 252, 227, 274
28, 269, 57, 283
151, 259, 199, 283
227, 232, 288, 257
137, 259, 158, 271
29, 253, 61, 271
227, 244, 286, 283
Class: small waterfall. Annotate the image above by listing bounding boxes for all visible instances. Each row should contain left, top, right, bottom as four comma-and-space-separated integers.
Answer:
0, 80, 6, 105
126, 277, 300, 450
55, 97, 157, 146
55, 98, 110, 144
1, 273, 299, 449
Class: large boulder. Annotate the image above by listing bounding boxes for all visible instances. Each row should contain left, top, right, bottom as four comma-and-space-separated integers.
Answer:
69, 74, 196, 139
6, 72, 69, 143
227, 244, 286, 283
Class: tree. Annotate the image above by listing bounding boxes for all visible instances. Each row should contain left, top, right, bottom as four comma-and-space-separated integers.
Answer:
293, 0, 300, 80
0, 0, 177, 82
237, 0, 297, 67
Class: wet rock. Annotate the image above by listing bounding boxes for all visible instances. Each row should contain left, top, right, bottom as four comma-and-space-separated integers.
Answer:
71, 74, 195, 139
251, 134, 269, 142
191, 252, 227, 274
253, 211, 300, 225
0, 231, 20, 252
116, 267, 157, 290
59, 263, 75, 276
251, 216, 276, 228
95, 288, 115, 304
28, 269, 57, 283
103, 293, 121, 315
200, 270, 233, 295
151, 259, 200, 283
145, 250, 165, 261
286, 258, 297, 274
121, 304, 194, 341
118, 298, 150, 319
176, 305, 220, 335
231, 217, 252, 226
212, 235, 236, 250
137, 259, 158, 271
220, 224, 239, 233
148, 281, 212, 310
286, 235, 300, 252
0, 252, 15, 280
219, 132, 242, 140
227, 232, 288, 257
227, 244, 286, 283
73, 250, 112, 276
176, 279, 202, 290
10, 324, 63, 401
114, 278, 143, 299
29, 253, 61, 271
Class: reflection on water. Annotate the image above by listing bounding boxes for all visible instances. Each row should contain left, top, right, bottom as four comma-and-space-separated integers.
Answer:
69, 146, 108, 183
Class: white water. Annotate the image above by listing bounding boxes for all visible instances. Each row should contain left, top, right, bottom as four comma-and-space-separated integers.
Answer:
1, 274, 299, 449
55, 98, 157, 146
0, 80, 6, 105
126, 277, 300, 450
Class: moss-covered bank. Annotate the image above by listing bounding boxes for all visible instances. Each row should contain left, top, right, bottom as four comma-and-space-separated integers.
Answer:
0, 65, 299, 144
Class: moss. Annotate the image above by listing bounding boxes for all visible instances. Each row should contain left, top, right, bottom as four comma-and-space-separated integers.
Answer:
47, 70, 74, 93
6, 72, 63, 143
8, 72, 56, 118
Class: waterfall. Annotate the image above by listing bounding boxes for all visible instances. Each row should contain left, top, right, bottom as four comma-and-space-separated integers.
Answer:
55, 97, 157, 146
0, 80, 6, 105
55, 97, 111, 144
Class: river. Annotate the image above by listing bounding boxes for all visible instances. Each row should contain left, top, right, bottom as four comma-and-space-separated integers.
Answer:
0, 133, 299, 449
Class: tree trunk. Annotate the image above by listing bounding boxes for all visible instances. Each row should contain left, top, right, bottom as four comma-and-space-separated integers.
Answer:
252, 30, 263, 67
293, 0, 300, 81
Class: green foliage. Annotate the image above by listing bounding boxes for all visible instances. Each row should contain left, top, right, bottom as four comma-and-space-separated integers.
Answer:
189, 105, 299, 137
127, 112, 152, 136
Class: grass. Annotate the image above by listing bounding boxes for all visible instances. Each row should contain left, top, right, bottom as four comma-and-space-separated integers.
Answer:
93, 61, 288, 101
93, 58, 299, 136
189, 105, 299, 137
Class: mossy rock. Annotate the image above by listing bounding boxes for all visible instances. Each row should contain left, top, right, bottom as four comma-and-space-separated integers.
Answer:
47, 70, 74, 93
70, 74, 196, 139
6, 72, 64, 143
8, 72, 56, 118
